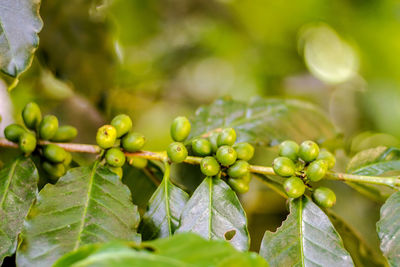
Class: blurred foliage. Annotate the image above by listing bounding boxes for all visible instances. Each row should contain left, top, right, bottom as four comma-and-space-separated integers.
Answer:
2, 0, 400, 259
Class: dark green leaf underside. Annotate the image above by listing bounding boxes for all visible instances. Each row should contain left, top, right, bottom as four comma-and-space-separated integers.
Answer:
176, 177, 250, 251
0, 157, 38, 264
0, 0, 42, 77
377, 191, 400, 266
139, 177, 189, 240
16, 163, 140, 267
260, 197, 354, 267
189, 97, 337, 146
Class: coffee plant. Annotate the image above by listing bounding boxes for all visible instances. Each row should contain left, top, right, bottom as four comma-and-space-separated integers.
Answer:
1, 1, 400, 267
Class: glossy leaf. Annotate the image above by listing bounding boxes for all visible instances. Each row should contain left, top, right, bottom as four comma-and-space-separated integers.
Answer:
139, 175, 189, 240
54, 233, 268, 267
377, 191, 400, 266
16, 162, 141, 267
189, 97, 338, 146
346, 147, 399, 201
260, 197, 354, 267
0, 157, 38, 264
0, 0, 42, 77
176, 177, 250, 251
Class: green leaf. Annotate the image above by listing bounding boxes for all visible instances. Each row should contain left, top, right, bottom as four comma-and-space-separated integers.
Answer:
189, 97, 338, 146
328, 210, 387, 267
0, 0, 42, 77
377, 191, 400, 266
260, 197, 354, 267
16, 162, 141, 267
139, 166, 189, 240
346, 147, 400, 201
0, 157, 38, 264
54, 233, 268, 267
176, 177, 250, 251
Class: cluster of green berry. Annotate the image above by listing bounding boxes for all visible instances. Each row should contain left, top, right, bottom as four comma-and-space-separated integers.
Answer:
96, 114, 146, 178
273, 140, 337, 208
166, 116, 255, 193
4, 102, 77, 178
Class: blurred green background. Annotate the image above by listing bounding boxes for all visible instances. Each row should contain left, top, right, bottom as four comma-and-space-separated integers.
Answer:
1, 0, 400, 257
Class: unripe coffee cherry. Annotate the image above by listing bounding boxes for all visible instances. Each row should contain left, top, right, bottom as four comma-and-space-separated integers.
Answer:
273, 157, 295, 177
283, 177, 305, 198
39, 115, 59, 140
129, 157, 148, 169
167, 142, 188, 163
43, 161, 66, 178
317, 150, 336, 169
4, 124, 26, 142
122, 132, 146, 152
299, 140, 319, 162
108, 165, 123, 178
208, 132, 219, 153
306, 160, 328, 182
217, 128, 237, 147
279, 140, 299, 161
312, 187, 336, 208
50, 125, 78, 142
228, 178, 249, 194
96, 125, 117, 149
200, 156, 220, 177
192, 138, 212, 156
19, 132, 37, 155
233, 142, 254, 161
22, 102, 42, 129
216, 146, 237, 166
63, 152, 72, 167
170, 116, 191, 142
43, 144, 67, 163
111, 114, 132, 138
105, 148, 126, 167
227, 160, 250, 178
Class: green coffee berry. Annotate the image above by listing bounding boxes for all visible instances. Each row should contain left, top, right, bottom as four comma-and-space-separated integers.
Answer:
240, 172, 252, 183
108, 165, 123, 178
283, 177, 305, 198
105, 148, 126, 167
306, 159, 328, 182
273, 157, 295, 177
129, 157, 148, 169
200, 156, 220, 177
312, 187, 336, 208
4, 124, 26, 142
39, 115, 59, 140
43, 144, 67, 163
317, 149, 336, 169
217, 128, 237, 147
96, 125, 117, 149
279, 140, 299, 161
22, 102, 42, 129
208, 132, 219, 153
122, 132, 146, 152
216, 145, 237, 166
63, 152, 72, 167
192, 138, 212, 156
43, 161, 66, 179
50, 125, 78, 142
233, 142, 254, 161
167, 142, 188, 163
228, 178, 249, 194
19, 132, 37, 155
111, 114, 132, 138
170, 116, 191, 142
299, 140, 319, 162
227, 160, 250, 178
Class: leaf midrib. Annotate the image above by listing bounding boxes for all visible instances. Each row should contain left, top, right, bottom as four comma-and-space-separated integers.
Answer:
73, 161, 99, 250
0, 157, 19, 211
208, 177, 212, 240
298, 198, 305, 267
